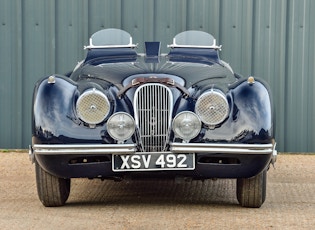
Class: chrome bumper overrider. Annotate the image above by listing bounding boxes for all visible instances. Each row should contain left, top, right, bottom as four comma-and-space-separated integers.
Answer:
29, 142, 277, 164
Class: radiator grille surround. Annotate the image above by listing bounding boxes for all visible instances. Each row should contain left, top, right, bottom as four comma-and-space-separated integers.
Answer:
134, 84, 173, 152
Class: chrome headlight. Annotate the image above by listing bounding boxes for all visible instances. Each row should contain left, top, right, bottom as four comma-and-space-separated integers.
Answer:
76, 88, 110, 126
107, 112, 135, 142
172, 111, 201, 141
195, 90, 229, 126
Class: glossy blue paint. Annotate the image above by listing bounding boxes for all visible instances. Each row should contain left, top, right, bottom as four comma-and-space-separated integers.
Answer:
33, 52, 272, 146
32, 33, 274, 181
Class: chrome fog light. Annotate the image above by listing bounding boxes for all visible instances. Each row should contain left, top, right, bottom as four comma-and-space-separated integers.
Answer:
107, 112, 135, 142
195, 90, 229, 126
172, 111, 201, 141
76, 88, 110, 126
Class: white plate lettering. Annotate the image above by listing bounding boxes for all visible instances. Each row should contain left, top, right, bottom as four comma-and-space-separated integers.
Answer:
113, 153, 195, 172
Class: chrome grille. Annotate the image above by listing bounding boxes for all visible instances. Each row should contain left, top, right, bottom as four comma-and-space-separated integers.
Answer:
134, 84, 173, 152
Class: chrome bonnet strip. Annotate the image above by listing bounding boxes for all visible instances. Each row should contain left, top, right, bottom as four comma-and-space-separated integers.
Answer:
170, 143, 274, 154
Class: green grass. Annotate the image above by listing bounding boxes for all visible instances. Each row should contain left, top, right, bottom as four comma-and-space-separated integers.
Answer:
0, 149, 27, 153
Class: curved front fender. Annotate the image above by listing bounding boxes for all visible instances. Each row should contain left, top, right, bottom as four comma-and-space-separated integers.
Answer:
232, 80, 273, 140
201, 79, 273, 144
32, 76, 102, 143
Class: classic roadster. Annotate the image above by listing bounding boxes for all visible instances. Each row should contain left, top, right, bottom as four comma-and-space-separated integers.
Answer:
30, 28, 277, 208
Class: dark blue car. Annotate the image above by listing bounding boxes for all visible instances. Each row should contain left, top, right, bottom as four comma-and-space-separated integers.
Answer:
29, 29, 277, 207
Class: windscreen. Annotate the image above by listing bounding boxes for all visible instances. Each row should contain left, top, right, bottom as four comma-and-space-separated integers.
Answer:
173, 31, 215, 46
88, 28, 132, 47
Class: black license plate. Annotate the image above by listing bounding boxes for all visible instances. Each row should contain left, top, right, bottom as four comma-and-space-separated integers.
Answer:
112, 152, 195, 172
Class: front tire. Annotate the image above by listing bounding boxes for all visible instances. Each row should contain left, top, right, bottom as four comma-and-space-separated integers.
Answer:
237, 169, 267, 208
35, 161, 70, 207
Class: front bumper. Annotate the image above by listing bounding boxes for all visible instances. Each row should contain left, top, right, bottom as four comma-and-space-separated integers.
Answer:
30, 142, 276, 159
30, 141, 277, 179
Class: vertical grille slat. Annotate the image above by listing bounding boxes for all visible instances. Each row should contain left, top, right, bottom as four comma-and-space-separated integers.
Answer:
134, 84, 173, 152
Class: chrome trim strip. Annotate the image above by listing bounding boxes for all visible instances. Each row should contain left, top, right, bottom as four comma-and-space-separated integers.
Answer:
168, 38, 222, 50
84, 44, 138, 49
32, 144, 137, 155
84, 37, 137, 49
170, 143, 274, 154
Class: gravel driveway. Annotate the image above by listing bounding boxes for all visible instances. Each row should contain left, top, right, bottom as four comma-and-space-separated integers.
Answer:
0, 152, 314, 229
